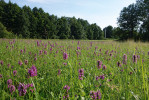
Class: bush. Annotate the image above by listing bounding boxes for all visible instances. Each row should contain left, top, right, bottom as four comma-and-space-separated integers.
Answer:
0, 22, 14, 38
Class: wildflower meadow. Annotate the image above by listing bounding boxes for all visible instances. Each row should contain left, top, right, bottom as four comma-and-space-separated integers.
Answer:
0, 39, 149, 100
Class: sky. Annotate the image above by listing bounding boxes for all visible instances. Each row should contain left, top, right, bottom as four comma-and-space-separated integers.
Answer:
5, 0, 136, 29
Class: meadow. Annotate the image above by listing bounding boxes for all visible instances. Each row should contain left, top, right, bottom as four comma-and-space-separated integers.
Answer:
0, 39, 149, 100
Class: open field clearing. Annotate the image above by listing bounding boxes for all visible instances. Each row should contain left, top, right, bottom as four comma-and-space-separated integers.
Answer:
0, 39, 149, 100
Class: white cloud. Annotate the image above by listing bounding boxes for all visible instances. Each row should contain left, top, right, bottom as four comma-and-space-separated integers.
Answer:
27, 0, 65, 4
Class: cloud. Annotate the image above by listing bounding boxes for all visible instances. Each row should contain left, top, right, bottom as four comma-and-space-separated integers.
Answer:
27, 0, 65, 4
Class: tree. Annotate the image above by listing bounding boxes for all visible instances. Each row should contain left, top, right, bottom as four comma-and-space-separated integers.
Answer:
118, 3, 140, 39
103, 25, 113, 38
0, 22, 11, 38
89, 23, 103, 40
57, 17, 70, 39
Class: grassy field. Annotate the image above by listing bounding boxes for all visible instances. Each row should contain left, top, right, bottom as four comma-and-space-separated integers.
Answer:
0, 39, 149, 100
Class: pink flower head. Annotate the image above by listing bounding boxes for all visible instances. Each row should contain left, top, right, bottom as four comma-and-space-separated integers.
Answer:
9, 85, 15, 94
97, 60, 102, 69
63, 52, 68, 60
18, 83, 27, 96
18, 61, 23, 66
24, 60, 28, 65
0, 60, 4, 65
13, 70, 17, 76
28, 65, 37, 77
103, 65, 107, 70
123, 54, 127, 64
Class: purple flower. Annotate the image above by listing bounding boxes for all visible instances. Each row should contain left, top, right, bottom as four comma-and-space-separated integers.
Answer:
99, 75, 105, 80
63, 85, 70, 99
133, 54, 137, 63
37, 41, 40, 46
117, 61, 122, 67
28, 65, 37, 77
13, 70, 17, 76
0, 74, 2, 78
63, 85, 70, 90
78, 68, 84, 80
77, 47, 80, 50
63, 52, 68, 60
63, 63, 67, 66
97, 60, 102, 69
103, 65, 107, 70
39, 50, 43, 55
123, 54, 127, 64
90, 90, 101, 100
7, 79, 12, 86
9, 85, 15, 94
0, 60, 3, 65
18, 61, 23, 66
44, 51, 47, 55
24, 60, 28, 65
58, 69, 61, 75
18, 83, 27, 96
34, 57, 37, 61
20, 49, 23, 54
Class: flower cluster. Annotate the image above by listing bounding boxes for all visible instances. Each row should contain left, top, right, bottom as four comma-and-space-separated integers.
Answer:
97, 60, 102, 69
90, 90, 101, 100
96, 75, 105, 80
78, 68, 84, 80
7, 79, 15, 94
18, 83, 34, 96
28, 65, 37, 77
63, 85, 70, 99
63, 52, 68, 60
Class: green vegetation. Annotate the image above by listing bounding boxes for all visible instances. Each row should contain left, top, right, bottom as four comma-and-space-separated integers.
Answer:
0, 39, 149, 99
0, 0, 149, 41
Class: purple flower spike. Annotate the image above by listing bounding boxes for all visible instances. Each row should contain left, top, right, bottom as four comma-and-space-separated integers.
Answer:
18, 61, 23, 66
63, 85, 70, 99
18, 83, 27, 96
24, 60, 28, 65
9, 85, 15, 94
0, 74, 2, 78
97, 60, 102, 69
13, 70, 17, 76
7, 79, 12, 86
90, 90, 101, 100
28, 65, 37, 77
20, 49, 23, 54
123, 54, 127, 65
0, 60, 3, 65
63, 52, 68, 60
133, 54, 137, 63
58, 69, 61, 75
117, 61, 122, 67
78, 68, 84, 80
103, 65, 107, 70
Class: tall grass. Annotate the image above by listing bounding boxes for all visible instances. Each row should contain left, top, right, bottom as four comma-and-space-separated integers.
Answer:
0, 39, 148, 100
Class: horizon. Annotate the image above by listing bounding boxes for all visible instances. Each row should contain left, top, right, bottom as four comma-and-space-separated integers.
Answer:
5, 0, 136, 29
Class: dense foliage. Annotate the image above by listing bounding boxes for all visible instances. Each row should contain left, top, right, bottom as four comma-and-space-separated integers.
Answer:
117, 0, 149, 41
0, 0, 103, 39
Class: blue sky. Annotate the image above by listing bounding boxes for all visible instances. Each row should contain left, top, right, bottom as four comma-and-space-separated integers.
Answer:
5, 0, 136, 29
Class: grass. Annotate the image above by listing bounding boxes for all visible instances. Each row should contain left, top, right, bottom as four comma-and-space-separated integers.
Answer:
0, 39, 149, 100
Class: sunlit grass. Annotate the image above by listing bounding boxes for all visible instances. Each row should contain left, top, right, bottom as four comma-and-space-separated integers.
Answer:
0, 39, 149, 100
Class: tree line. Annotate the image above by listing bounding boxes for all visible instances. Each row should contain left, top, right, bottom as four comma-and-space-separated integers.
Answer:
0, 0, 149, 41
0, 0, 103, 39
